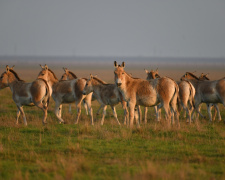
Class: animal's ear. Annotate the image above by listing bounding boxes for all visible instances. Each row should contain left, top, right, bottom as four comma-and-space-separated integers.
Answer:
121, 62, 125, 68
40, 64, 45, 69
144, 69, 149, 74
155, 68, 158, 73
11, 65, 15, 70
44, 64, 48, 70
90, 74, 93, 79
205, 73, 209, 77
114, 61, 118, 68
63, 67, 68, 73
6, 65, 9, 72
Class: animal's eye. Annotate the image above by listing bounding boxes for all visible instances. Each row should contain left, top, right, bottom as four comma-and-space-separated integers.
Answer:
122, 72, 124, 75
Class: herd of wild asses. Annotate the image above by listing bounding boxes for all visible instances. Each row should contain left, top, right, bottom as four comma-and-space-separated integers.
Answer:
0, 61, 224, 128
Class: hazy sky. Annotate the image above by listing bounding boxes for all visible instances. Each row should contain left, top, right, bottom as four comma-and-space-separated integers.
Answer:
0, 0, 225, 58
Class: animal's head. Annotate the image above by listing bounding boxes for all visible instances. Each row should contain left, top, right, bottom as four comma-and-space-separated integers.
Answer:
0, 65, 15, 89
199, 73, 209, 80
60, 67, 77, 81
38, 64, 58, 82
180, 72, 198, 81
145, 68, 160, 80
114, 61, 125, 87
60, 67, 69, 80
180, 73, 188, 81
82, 74, 94, 95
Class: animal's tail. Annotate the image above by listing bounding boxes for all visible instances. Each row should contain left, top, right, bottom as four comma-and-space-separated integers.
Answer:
38, 78, 51, 107
185, 80, 195, 109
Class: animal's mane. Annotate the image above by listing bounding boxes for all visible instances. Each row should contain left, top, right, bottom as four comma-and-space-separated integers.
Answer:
48, 69, 58, 81
186, 72, 199, 80
125, 72, 140, 79
9, 69, 25, 82
68, 71, 77, 79
92, 77, 108, 84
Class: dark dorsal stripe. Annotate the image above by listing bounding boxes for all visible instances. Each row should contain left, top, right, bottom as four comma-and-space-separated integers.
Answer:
93, 77, 107, 84
9, 69, 25, 82
125, 72, 140, 80
186, 72, 199, 80
68, 71, 77, 79
48, 69, 58, 81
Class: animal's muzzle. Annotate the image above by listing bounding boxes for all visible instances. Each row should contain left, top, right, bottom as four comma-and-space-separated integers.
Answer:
82, 92, 86, 95
117, 83, 122, 87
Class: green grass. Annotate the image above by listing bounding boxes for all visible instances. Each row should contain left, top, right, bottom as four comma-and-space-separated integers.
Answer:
0, 88, 225, 180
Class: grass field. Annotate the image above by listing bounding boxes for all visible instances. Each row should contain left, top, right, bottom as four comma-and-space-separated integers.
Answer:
0, 63, 225, 180
0, 86, 225, 180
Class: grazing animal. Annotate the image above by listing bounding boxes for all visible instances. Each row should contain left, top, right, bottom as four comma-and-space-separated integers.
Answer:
38, 65, 94, 125
82, 74, 128, 125
198, 73, 221, 121
0, 65, 50, 125
144, 69, 162, 123
181, 72, 225, 122
114, 61, 179, 128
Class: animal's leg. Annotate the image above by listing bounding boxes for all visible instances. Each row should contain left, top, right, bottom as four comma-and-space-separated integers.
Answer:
34, 102, 48, 125
16, 108, 21, 125
101, 105, 107, 125
58, 104, 62, 118
197, 104, 205, 118
135, 106, 140, 128
17, 106, 27, 126
121, 101, 129, 125
207, 104, 213, 122
110, 106, 120, 125
213, 104, 221, 121
83, 99, 89, 115
54, 103, 64, 124
154, 106, 161, 121
182, 101, 191, 123
68, 104, 72, 114
137, 106, 142, 124
163, 103, 171, 126
170, 100, 180, 127
96, 106, 102, 115
144, 107, 148, 124
75, 102, 82, 124
156, 103, 163, 122
129, 104, 135, 128
192, 102, 201, 123
85, 97, 94, 125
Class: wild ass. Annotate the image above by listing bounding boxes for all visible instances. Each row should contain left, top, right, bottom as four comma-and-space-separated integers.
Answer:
181, 72, 225, 122
114, 61, 179, 128
82, 74, 128, 125
60, 67, 96, 115
198, 73, 221, 121
38, 65, 93, 125
144, 69, 162, 123
0, 65, 50, 125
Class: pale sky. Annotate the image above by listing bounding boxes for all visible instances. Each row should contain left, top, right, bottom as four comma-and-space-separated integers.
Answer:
0, 0, 225, 58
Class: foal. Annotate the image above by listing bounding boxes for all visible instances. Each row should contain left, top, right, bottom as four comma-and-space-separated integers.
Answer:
38, 65, 93, 125
82, 74, 128, 125
0, 65, 50, 125
114, 61, 179, 128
